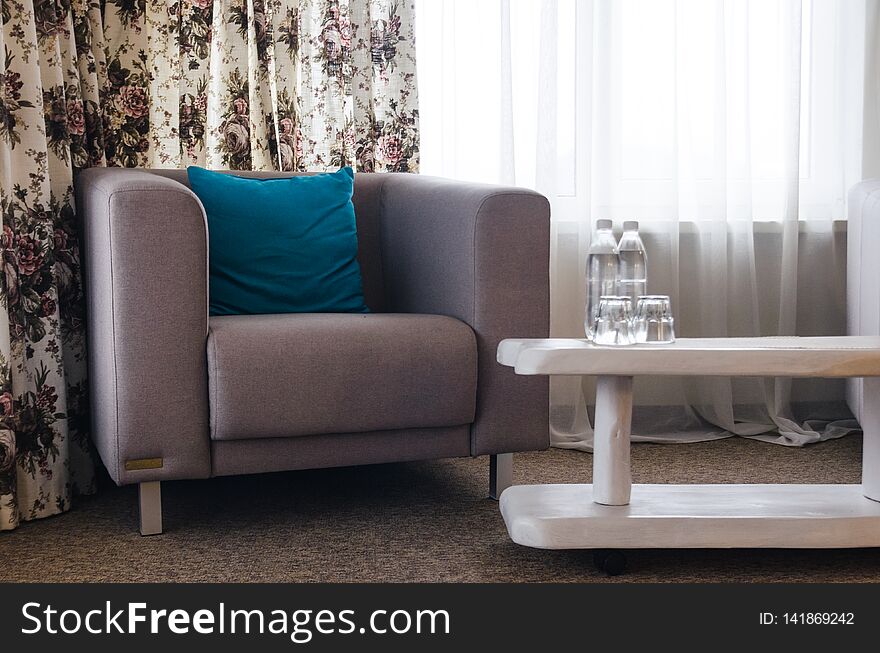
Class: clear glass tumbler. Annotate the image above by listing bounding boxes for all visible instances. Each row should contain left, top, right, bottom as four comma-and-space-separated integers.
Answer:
633, 295, 675, 343
593, 296, 635, 346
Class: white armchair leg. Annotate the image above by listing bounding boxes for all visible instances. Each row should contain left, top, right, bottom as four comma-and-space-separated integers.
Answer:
138, 481, 163, 536
489, 453, 513, 500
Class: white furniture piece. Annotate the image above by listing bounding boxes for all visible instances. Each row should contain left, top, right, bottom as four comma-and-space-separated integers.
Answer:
847, 180, 880, 423
497, 337, 880, 555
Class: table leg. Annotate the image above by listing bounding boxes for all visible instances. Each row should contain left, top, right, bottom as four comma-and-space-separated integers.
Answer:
862, 377, 880, 503
592, 375, 634, 506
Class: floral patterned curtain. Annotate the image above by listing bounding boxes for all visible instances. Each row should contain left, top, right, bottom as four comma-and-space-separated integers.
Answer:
0, 0, 419, 530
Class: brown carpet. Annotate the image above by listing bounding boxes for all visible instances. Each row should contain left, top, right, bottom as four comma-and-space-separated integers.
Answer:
2, 435, 879, 582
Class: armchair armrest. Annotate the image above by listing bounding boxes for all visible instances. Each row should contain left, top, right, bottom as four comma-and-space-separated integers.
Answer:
76, 169, 211, 485
379, 174, 550, 454
848, 180, 880, 501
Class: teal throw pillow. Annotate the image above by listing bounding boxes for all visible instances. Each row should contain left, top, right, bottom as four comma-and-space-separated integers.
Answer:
187, 166, 369, 316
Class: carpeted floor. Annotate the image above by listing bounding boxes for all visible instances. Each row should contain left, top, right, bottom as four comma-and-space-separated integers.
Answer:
2, 435, 879, 582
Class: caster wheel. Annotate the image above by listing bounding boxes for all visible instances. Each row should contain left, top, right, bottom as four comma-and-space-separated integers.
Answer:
593, 549, 627, 576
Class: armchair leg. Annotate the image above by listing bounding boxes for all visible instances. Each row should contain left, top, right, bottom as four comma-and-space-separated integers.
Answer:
489, 453, 513, 500
138, 481, 163, 536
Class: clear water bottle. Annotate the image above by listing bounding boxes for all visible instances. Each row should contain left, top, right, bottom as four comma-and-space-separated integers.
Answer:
617, 220, 647, 307
585, 219, 619, 339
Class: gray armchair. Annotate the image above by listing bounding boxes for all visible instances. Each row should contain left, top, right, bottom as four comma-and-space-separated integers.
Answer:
76, 169, 550, 534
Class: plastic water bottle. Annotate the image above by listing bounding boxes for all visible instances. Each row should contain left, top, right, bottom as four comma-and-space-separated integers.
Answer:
617, 220, 647, 307
585, 219, 619, 339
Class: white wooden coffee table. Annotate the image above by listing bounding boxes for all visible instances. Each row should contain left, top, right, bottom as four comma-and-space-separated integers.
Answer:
497, 337, 880, 559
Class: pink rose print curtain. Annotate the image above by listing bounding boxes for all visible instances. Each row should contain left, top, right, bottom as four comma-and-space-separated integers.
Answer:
0, 0, 419, 530
107, 0, 419, 170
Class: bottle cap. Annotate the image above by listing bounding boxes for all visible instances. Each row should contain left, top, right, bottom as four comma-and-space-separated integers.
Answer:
596, 219, 613, 230
623, 220, 639, 231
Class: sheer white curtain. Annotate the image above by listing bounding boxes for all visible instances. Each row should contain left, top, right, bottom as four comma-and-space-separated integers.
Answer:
415, 0, 869, 448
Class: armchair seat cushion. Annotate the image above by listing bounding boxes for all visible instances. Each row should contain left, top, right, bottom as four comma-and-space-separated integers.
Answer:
207, 313, 478, 441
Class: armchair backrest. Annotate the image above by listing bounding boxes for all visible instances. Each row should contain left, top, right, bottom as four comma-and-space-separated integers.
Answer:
149, 169, 388, 312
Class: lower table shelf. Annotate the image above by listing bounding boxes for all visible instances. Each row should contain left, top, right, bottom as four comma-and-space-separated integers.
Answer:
499, 484, 880, 549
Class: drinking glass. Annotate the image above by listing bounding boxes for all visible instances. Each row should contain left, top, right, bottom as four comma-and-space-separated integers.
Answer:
633, 295, 675, 343
593, 296, 635, 346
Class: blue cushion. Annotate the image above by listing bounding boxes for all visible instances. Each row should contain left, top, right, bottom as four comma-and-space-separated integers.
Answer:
187, 166, 368, 316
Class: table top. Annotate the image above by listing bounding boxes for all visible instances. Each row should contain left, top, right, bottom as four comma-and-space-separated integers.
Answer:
497, 336, 880, 377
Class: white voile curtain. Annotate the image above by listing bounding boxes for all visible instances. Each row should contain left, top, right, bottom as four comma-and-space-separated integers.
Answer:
415, 0, 868, 447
